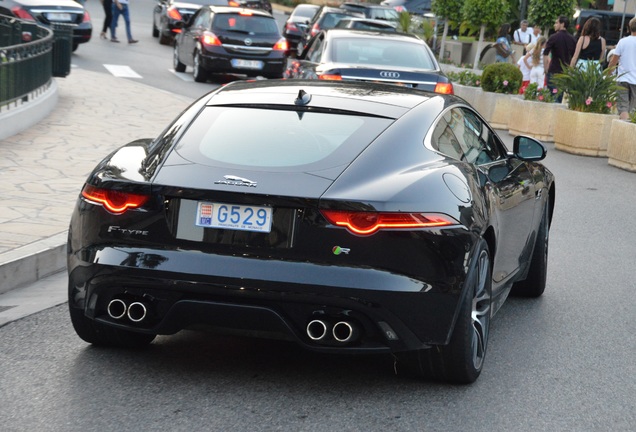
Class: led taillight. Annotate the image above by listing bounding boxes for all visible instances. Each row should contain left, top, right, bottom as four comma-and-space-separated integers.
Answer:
310, 23, 320, 36
167, 7, 182, 20
318, 73, 342, 81
81, 184, 149, 214
434, 82, 454, 95
273, 37, 288, 51
321, 210, 458, 236
202, 31, 221, 46
12, 7, 35, 21
286, 22, 298, 32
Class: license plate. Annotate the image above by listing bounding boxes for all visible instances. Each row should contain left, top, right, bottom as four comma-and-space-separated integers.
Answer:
195, 202, 272, 233
231, 59, 263, 70
47, 13, 73, 22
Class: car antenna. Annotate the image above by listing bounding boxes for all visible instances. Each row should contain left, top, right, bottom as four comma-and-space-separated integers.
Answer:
294, 89, 311, 106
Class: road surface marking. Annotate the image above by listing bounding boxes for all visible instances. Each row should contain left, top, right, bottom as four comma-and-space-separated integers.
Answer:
171, 69, 194, 81
103, 64, 142, 78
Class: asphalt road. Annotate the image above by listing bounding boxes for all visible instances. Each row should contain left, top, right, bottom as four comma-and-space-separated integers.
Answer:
1, 2, 635, 430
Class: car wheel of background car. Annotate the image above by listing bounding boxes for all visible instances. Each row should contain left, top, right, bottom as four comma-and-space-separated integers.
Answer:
158, 26, 171, 45
193, 49, 208, 83
511, 203, 549, 298
152, 22, 159, 38
173, 44, 186, 73
68, 305, 156, 348
397, 239, 492, 384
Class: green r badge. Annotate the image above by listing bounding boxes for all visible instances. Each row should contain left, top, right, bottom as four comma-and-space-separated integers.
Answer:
332, 246, 350, 255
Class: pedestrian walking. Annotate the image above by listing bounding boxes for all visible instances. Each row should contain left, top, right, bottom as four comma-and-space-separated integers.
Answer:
100, 0, 113, 39
543, 15, 576, 102
525, 36, 547, 89
111, 0, 138, 44
607, 17, 636, 120
495, 23, 513, 63
570, 17, 606, 71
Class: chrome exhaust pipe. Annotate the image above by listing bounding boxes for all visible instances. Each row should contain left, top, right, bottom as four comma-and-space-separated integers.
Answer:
107, 299, 127, 320
306, 319, 328, 341
127, 302, 147, 323
333, 321, 357, 343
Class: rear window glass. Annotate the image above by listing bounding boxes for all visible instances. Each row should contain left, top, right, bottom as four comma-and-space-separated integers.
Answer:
331, 37, 435, 69
175, 107, 392, 169
212, 14, 279, 35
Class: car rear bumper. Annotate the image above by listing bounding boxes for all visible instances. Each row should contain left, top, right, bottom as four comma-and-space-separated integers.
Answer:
68, 245, 468, 353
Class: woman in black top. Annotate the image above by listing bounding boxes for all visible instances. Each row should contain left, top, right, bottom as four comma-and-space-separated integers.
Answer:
570, 17, 606, 70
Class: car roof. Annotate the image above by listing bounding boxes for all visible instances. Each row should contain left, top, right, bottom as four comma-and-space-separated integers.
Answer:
203, 80, 448, 118
324, 28, 422, 43
342, 2, 396, 10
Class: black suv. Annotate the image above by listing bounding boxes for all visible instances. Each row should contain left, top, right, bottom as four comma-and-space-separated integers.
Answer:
573, 9, 634, 46
296, 6, 363, 55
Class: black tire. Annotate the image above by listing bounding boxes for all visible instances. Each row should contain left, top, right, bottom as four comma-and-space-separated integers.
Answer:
158, 30, 171, 46
152, 23, 159, 38
397, 239, 492, 384
512, 203, 549, 297
193, 48, 208, 83
173, 43, 186, 73
69, 305, 156, 348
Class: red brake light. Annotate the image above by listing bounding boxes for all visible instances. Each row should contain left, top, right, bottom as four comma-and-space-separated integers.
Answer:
321, 210, 458, 236
11, 7, 35, 21
202, 31, 221, 46
81, 184, 149, 214
286, 22, 298, 32
228, 0, 240, 6
310, 23, 320, 36
273, 37, 288, 51
318, 73, 342, 81
167, 7, 182, 21
239, 10, 253, 16
434, 82, 454, 95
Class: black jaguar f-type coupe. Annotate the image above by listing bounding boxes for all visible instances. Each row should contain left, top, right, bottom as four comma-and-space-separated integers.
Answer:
67, 80, 555, 383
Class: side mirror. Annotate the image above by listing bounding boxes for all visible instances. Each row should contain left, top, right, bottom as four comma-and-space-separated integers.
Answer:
513, 136, 547, 161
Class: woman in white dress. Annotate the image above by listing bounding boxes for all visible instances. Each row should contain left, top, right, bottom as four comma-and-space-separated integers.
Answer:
523, 36, 547, 89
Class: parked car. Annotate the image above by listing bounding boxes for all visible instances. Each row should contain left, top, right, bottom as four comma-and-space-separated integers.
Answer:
380, 0, 432, 16
67, 78, 555, 384
153, 0, 273, 45
296, 6, 363, 55
573, 8, 634, 47
281, 3, 320, 50
339, 2, 399, 26
335, 17, 397, 31
0, 0, 92, 51
173, 6, 288, 82
286, 29, 453, 94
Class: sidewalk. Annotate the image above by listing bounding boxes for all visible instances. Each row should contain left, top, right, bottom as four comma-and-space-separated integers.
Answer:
0, 68, 192, 295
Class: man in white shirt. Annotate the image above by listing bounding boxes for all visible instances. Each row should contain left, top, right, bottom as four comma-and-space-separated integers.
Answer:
513, 20, 533, 53
608, 17, 636, 120
530, 24, 542, 44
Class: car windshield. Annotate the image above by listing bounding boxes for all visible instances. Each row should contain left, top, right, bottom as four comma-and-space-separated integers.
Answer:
331, 38, 435, 69
293, 6, 319, 19
175, 107, 392, 169
213, 14, 278, 35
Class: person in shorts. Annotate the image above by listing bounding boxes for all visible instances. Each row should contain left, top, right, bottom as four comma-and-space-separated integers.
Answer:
608, 17, 636, 120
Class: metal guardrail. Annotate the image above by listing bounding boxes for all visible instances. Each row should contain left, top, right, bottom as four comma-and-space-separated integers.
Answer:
0, 14, 54, 110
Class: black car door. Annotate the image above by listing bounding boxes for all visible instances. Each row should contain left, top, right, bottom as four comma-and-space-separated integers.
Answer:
182, 8, 210, 64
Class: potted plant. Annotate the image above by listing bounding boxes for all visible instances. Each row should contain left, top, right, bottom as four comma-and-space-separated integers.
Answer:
608, 110, 636, 172
508, 83, 565, 141
472, 62, 523, 129
551, 64, 621, 156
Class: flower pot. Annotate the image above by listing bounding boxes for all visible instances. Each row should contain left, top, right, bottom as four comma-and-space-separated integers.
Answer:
607, 119, 636, 172
553, 109, 617, 157
472, 91, 521, 129
508, 98, 565, 142
453, 83, 482, 107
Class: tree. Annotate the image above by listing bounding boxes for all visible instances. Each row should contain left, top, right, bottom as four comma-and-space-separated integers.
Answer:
528, 0, 577, 32
462, 0, 511, 70
432, 0, 463, 62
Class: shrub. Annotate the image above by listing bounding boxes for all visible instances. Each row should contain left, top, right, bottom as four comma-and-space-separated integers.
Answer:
447, 70, 482, 87
629, 110, 636, 124
523, 83, 559, 103
480, 63, 523, 94
551, 64, 621, 114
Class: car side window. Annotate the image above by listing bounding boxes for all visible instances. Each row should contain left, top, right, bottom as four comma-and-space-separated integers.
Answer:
193, 10, 210, 28
431, 107, 505, 164
306, 34, 325, 63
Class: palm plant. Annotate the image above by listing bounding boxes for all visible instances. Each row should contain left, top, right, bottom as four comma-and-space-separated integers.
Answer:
551, 64, 621, 114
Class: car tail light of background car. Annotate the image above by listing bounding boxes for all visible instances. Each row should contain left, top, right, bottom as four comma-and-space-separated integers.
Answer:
310, 23, 320, 37
320, 210, 458, 235
318, 73, 343, 81
285, 22, 299, 32
11, 7, 35, 21
434, 82, 454, 95
273, 38, 289, 51
167, 6, 183, 21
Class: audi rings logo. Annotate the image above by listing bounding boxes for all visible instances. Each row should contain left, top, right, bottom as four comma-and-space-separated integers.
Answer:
244, 38, 253, 46
380, 71, 400, 79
